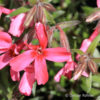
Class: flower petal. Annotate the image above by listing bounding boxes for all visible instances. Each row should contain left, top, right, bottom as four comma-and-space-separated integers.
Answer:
0, 6, 13, 16
9, 13, 26, 37
97, 0, 100, 8
54, 68, 64, 82
19, 72, 35, 96
82, 71, 89, 77
0, 52, 12, 70
54, 61, 75, 82
76, 39, 91, 60
34, 56, 48, 85
80, 39, 91, 52
64, 61, 75, 73
0, 31, 12, 50
64, 71, 72, 79
10, 69, 20, 81
1, 7, 13, 14
35, 22, 47, 48
10, 50, 35, 72
89, 29, 99, 41
44, 48, 71, 62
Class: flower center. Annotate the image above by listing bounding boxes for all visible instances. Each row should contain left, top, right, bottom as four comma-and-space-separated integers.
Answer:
37, 47, 42, 55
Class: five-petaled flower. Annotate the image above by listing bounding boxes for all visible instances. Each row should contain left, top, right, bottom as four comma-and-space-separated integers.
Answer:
10, 22, 71, 96
0, 31, 24, 81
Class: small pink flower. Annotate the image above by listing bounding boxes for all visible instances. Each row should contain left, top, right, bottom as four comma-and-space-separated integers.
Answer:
10, 22, 71, 95
54, 25, 76, 82
9, 13, 26, 37
54, 57, 76, 82
97, 0, 100, 8
0, 6, 13, 16
0, 31, 24, 81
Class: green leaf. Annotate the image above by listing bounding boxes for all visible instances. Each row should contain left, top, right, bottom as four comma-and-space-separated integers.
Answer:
71, 49, 84, 55
89, 88, 100, 96
0, 0, 4, 6
32, 39, 39, 45
28, 0, 37, 5
91, 58, 100, 63
87, 34, 100, 55
71, 90, 80, 100
8, 7, 30, 17
82, 6, 95, 16
56, 20, 80, 29
44, 0, 52, 2
32, 82, 37, 96
43, 8, 55, 24
53, 10, 65, 19
81, 73, 92, 93
93, 48, 100, 58
92, 74, 100, 83
86, 73, 92, 93
83, 6, 100, 17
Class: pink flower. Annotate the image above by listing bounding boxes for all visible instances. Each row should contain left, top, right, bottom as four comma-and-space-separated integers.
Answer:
97, 0, 100, 8
54, 57, 76, 82
10, 22, 71, 95
19, 64, 35, 96
0, 31, 24, 81
0, 6, 13, 16
76, 28, 99, 60
54, 25, 75, 82
9, 13, 26, 37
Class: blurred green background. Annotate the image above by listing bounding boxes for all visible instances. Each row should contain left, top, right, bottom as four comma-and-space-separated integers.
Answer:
0, 0, 100, 100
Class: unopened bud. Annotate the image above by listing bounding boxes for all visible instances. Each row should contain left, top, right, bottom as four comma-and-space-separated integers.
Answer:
24, 6, 36, 28
88, 59, 97, 74
86, 11, 100, 23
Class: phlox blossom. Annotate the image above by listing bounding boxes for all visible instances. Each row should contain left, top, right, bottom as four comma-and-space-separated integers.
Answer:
10, 22, 71, 96
0, 31, 24, 81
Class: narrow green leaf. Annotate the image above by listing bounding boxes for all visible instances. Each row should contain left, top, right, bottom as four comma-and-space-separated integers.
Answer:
28, 0, 37, 5
86, 72, 92, 93
92, 74, 100, 83
87, 34, 100, 55
53, 10, 65, 19
43, 0, 52, 2
43, 8, 55, 24
91, 58, 100, 63
81, 73, 92, 93
71, 49, 84, 55
8, 7, 30, 17
32, 82, 37, 96
82, 6, 96, 16
57, 20, 80, 29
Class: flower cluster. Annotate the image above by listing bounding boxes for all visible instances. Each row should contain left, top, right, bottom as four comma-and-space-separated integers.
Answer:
0, 0, 100, 96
